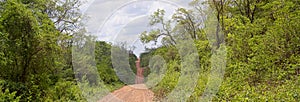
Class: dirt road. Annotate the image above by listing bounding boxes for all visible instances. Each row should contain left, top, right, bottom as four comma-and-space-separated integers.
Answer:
99, 84, 154, 102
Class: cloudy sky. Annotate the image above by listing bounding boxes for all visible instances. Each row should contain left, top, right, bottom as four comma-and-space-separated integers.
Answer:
80, 0, 193, 56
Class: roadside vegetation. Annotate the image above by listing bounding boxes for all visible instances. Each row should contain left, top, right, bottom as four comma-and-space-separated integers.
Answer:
0, 0, 299, 101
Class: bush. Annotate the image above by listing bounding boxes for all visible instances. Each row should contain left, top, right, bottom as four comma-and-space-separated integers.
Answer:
0, 87, 21, 102
44, 80, 85, 101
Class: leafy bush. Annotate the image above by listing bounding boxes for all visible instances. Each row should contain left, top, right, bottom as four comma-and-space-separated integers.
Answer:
0, 87, 21, 102
44, 80, 85, 101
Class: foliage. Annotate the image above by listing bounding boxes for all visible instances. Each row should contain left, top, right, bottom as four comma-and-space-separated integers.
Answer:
43, 80, 85, 101
0, 80, 21, 102
139, 0, 300, 101
0, 88, 21, 102
94, 41, 129, 90
0, 0, 299, 101
0, 0, 88, 101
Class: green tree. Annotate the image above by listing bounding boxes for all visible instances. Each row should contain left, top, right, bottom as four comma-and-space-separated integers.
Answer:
0, 0, 85, 101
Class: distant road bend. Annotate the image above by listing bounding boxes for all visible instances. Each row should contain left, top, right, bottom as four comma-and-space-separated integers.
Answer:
99, 59, 154, 102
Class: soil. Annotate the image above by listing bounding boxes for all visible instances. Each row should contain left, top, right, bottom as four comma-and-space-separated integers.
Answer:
98, 84, 154, 102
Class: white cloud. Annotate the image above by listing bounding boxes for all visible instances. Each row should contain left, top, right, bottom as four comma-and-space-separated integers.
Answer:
81, 0, 193, 56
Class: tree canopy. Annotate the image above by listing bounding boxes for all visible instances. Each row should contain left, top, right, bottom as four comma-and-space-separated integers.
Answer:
0, 0, 299, 101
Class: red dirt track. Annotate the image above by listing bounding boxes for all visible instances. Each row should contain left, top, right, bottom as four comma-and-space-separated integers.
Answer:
99, 59, 154, 102
99, 84, 154, 102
